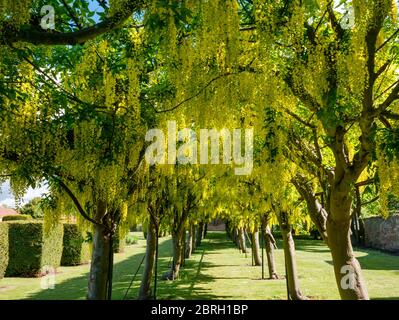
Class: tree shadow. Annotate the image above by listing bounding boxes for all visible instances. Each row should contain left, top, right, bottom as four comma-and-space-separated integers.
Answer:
322, 250, 399, 271
25, 233, 230, 300
289, 239, 331, 254
355, 248, 399, 271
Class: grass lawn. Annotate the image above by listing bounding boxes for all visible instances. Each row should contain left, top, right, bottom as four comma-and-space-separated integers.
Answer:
0, 231, 398, 300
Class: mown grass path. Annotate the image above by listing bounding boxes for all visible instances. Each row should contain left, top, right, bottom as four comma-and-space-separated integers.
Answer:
0, 231, 398, 300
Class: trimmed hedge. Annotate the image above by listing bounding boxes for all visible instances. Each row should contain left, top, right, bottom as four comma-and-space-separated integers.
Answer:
61, 224, 90, 266
0, 223, 8, 279
2, 215, 31, 221
5, 221, 63, 277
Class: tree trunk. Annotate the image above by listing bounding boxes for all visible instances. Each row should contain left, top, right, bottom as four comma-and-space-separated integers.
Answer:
195, 223, 203, 247
87, 223, 111, 300
138, 219, 157, 300
225, 221, 231, 239
163, 229, 185, 280
238, 227, 247, 253
233, 227, 239, 247
279, 212, 306, 300
261, 218, 278, 279
251, 230, 262, 266
192, 225, 197, 252
186, 225, 194, 258
181, 229, 186, 267
327, 216, 369, 300
292, 178, 328, 242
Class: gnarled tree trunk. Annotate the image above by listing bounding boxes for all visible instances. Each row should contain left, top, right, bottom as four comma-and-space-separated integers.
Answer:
87, 201, 112, 300
327, 209, 369, 300
238, 227, 247, 254
195, 222, 204, 247
138, 218, 157, 300
181, 229, 186, 267
251, 230, 262, 266
279, 211, 306, 300
232, 227, 239, 247
192, 225, 197, 253
261, 217, 278, 279
87, 223, 111, 300
292, 177, 328, 242
163, 228, 185, 280
186, 225, 194, 258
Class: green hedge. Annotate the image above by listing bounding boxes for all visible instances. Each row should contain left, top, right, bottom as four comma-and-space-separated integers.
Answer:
5, 221, 63, 277
61, 224, 90, 266
2, 215, 31, 221
0, 223, 8, 279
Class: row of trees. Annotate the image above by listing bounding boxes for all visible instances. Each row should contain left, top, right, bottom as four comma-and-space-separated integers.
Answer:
1, 0, 399, 300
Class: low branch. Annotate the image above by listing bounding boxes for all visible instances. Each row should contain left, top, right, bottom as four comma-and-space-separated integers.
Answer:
53, 176, 103, 227
361, 196, 379, 207
3, 1, 145, 45
355, 179, 375, 188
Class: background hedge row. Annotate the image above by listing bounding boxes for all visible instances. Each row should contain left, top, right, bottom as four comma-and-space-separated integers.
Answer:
2, 215, 31, 221
113, 226, 127, 253
5, 221, 64, 277
0, 221, 135, 279
61, 224, 91, 266
0, 224, 8, 279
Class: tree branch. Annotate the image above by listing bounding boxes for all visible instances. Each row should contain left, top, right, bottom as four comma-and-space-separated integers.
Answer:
3, 1, 145, 45
53, 175, 103, 227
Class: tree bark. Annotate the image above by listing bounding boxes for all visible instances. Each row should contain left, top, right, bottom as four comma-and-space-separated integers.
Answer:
261, 218, 279, 279
4, 1, 146, 45
192, 225, 197, 252
292, 178, 328, 242
181, 229, 187, 267
279, 212, 306, 300
238, 227, 247, 254
138, 219, 157, 300
163, 229, 185, 280
251, 230, 262, 266
233, 227, 239, 247
87, 223, 111, 300
87, 200, 112, 300
186, 225, 194, 258
195, 223, 204, 247
327, 216, 369, 300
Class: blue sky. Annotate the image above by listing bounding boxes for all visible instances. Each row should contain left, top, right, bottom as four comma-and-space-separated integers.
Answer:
0, 181, 48, 208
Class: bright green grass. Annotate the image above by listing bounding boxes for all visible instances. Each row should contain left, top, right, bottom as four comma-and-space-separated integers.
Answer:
0, 231, 398, 300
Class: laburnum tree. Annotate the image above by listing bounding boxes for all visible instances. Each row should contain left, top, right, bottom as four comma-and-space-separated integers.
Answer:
0, 0, 239, 300
0, 33, 149, 300
246, 0, 399, 300
2, 0, 399, 302
255, 139, 309, 300
0, 1, 153, 300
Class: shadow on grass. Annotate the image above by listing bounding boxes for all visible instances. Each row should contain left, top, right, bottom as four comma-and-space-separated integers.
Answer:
273, 234, 399, 272
25, 232, 230, 300
297, 239, 399, 272
288, 239, 331, 254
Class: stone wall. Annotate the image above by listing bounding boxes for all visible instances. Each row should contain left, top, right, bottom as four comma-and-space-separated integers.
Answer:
363, 215, 399, 253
